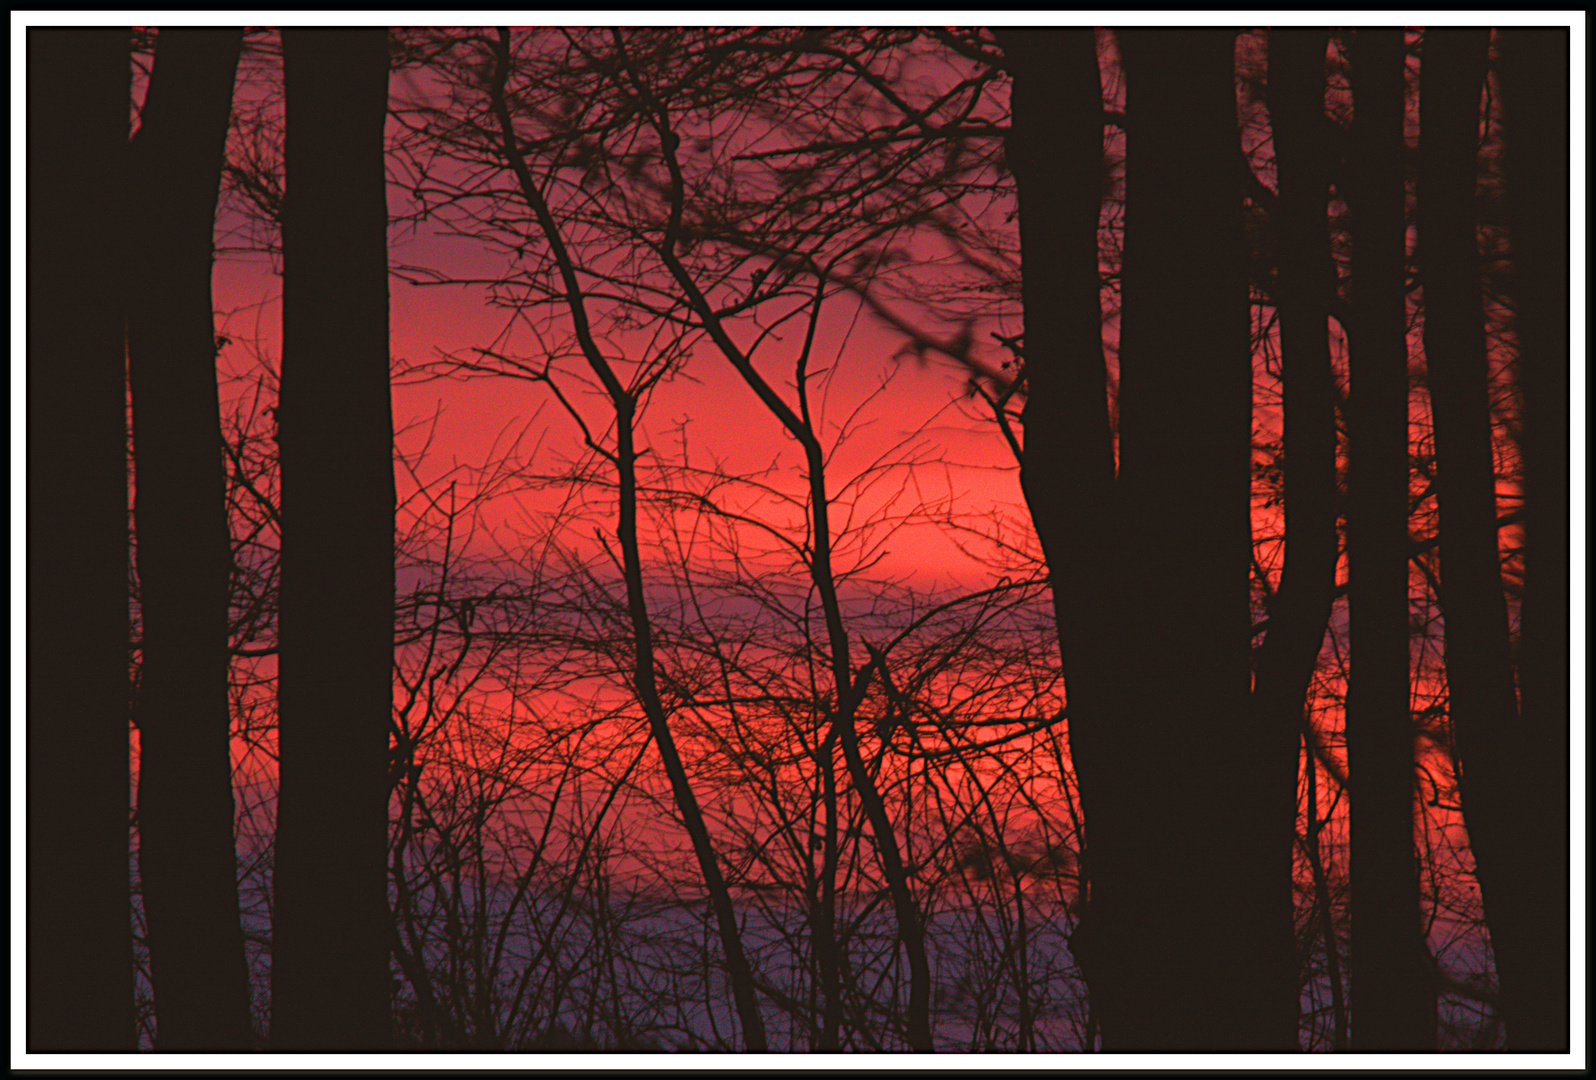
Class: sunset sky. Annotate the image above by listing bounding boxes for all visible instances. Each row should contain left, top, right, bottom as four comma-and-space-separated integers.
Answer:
14, 14, 1588, 1065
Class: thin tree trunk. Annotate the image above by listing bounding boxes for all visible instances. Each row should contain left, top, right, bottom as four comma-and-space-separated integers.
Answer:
662, 259, 934, 1050
1253, 27, 1345, 1047
814, 746, 843, 1049
26, 26, 136, 1052
126, 27, 253, 1051
1418, 26, 1544, 1052
1344, 27, 1437, 1049
1485, 28, 1571, 1052
827, 651, 930, 1051
662, 231, 934, 1051
1302, 731, 1348, 1050
600, 23, 936, 1044
273, 27, 395, 1051
613, 397, 772, 1053
486, 27, 769, 1051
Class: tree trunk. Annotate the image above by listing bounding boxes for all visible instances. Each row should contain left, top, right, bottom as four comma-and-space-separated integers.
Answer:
995, 23, 1123, 1044
1006, 27, 1297, 1048
1344, 27, 1437, 1049
614, 401, 773, 1052
26, 26, 136, 1052
1487, 28, 1571, 1053
126, 27, 253, 1051
484, 28, 770, 1050
1114, 28, 1296, 1050
813, 748, 843, 1049
273, 28, 395, 1051
1495, 27, 1572, 1053
1254, 26, 1349, 1047
1418, 26, 1548, 1052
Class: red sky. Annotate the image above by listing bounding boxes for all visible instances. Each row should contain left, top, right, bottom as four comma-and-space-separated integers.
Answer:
177, 25, 1585, 865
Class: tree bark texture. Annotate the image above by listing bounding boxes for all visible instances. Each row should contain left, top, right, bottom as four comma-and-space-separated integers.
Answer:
274, 27, 396, 1051
127, 26, 254, 1051
26, 26, 137, 1052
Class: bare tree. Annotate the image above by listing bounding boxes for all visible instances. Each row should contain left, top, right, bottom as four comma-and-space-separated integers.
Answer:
478, 25, 772, 1050
384, 26, 1089, 1051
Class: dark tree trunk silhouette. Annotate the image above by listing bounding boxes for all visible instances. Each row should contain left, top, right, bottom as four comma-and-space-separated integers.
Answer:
126, 27, 253, 1051
1254, 27, 1347, 1041
1115, 28, 1297, 1050
1419, 27, 1555, 1052
814, 747, 843, 1050
996, 23, 1120, 1044
273, 28, 395, 1051
1007, 28, 1297, 1048
1486, 28, 1571, 1052
1343, 28, 1436, 1049
26, 26, 136, 1052
1256, 27, 1345, 707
